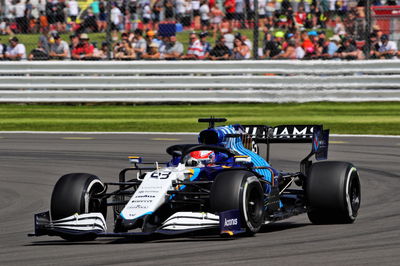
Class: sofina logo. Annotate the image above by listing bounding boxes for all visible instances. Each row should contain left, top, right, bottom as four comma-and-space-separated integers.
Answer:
224, 218, 238, 227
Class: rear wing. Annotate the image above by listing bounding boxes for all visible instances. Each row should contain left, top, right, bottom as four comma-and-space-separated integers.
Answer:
242, 125, 329, 162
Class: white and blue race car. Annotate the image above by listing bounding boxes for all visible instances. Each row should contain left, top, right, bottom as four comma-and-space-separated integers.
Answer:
30, 118, 361, 241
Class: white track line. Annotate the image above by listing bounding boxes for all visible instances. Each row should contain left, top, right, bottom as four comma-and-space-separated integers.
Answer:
0, 131, 399, 138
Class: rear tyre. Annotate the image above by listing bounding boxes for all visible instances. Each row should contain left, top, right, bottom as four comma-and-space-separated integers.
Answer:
306, 161, 361, 224
50, 173, 107, 241
210, 170, 264, 235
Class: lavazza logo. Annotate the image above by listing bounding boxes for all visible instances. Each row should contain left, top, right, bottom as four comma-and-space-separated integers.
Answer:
224, 218, 238, 227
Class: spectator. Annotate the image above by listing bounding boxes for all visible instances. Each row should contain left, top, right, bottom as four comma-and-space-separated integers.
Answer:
162, 35, 184, 59
182, 0, 193, 29
295, 38, 305, 59
110, 2, 122, 32
115, 39, 136, 60
92, 41, 109, 59
210, 3, 224, 38
0, 40, 5, 60
145, 30, 159, 51
141, 43, 160, 59
36, 0, 46, 19
163, 0, 174, 21
46, 0, 57, 29
55, 0, 67, 32
71, 33, 94, 60
262, 31, 283, 59
301, 30, 315, 56
224, 0, 235, 30
372, 25, 383, 40
234, 0, 245, 29
38, 28, 51, 54
199, 31, 211, 59
258, 0, 267, 29
181, 32, 203, 59
294, 5, 307, 28
363, 32, 380, 59
152, 0, 163, 30
81, 9, 98, 33
67, 0, 79, 23
25, 0, 34, 32
49, 33, 70, 59
5, 37, 26, 60
176, 0, 186, 25
199, 0, 210, 32
28, 39, 49, 60
334, 37, 364, 60
239, 33, 252, 52
14, 0, 27, 33
209, 35, 231, 60
142, 3, 152, 31
321, 34, 340, 59
133, 29, 147, 59
333, 16, 346, 36
113, 32, 129, 53
90, 0, 100, 21
69, 33, 79, 51
376, 34, 398, 59
344, 11, 356, 36
273, 39, 296, 59
39, 11, 49, 33
231, 36, 250, 59
223, 27, 235, 50
192, 0, 201, 30
98, 0, 107, 32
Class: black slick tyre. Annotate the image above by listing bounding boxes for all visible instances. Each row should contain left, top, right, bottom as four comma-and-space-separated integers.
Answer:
50, 173, 107, 241
306, 161, 361, 224
210, 170, 264, 235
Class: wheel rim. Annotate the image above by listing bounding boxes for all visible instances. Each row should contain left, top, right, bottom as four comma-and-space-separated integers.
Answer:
349, 176, 361, 213
247, 186, 263, 224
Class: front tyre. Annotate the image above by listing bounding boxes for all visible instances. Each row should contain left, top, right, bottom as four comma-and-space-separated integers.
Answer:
50, 173, 107, 241
306, 161, 361, 224
210, 170, 264, 235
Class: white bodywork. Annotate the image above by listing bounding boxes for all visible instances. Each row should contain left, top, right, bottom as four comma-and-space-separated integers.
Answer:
51, 213, 107, 232
119, 164, 220, 231
120, 164, 186, 221
160, 212, 219, 230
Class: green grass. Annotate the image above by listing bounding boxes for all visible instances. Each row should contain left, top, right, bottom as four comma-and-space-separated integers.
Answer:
0, 102, 399, 135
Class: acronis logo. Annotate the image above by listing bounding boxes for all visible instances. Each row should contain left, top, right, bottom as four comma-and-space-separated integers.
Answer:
224, 218, 238, 227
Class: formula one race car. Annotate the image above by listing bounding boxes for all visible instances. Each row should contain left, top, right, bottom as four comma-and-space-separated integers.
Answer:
30, 118, 361, 241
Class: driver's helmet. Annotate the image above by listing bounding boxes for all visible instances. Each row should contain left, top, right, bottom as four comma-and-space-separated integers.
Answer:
186, 150, 216, 167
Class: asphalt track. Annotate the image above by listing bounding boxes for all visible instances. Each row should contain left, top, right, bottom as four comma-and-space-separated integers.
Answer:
0, 133, 399, 266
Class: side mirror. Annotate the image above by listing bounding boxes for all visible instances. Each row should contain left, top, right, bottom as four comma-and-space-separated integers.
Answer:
128, 156, 142, 164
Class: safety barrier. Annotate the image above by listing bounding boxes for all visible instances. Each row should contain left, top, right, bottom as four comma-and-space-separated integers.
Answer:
0, 60, 399, 103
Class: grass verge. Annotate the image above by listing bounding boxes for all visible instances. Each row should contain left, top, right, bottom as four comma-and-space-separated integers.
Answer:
0, 102, 399, 135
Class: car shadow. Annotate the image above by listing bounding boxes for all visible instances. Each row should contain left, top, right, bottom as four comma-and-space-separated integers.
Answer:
26, 222, 310, 246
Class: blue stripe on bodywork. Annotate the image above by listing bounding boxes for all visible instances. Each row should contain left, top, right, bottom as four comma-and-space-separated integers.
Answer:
218, 126, 272, 183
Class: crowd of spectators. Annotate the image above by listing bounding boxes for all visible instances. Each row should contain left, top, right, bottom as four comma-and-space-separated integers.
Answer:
0, 0, 399, 60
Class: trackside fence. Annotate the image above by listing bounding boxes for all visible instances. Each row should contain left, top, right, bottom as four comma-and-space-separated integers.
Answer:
0, 60, 399, 103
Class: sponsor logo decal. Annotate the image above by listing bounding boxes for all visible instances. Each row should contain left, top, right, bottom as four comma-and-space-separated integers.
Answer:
224, 218, 238, 227
219, 209, 242, 234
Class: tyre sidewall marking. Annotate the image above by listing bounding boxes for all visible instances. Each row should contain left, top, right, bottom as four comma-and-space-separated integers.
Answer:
345, 167, 357, 220
84, 178, 104, 213
242, 175, 260, 232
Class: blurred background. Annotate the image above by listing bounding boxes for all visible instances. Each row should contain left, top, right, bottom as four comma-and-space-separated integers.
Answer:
0, 0, 399, 60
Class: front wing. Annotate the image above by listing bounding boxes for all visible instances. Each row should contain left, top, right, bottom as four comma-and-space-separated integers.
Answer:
29, 210, 246, 240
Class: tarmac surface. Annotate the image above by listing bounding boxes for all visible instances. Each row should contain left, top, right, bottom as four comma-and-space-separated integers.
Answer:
0, 133, 399, 265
